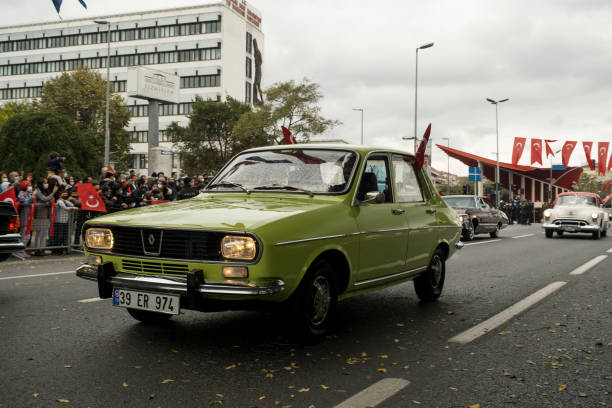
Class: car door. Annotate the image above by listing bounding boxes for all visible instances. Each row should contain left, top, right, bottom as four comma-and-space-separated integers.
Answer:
392, 154, 438, 272
354, 154, 409, 284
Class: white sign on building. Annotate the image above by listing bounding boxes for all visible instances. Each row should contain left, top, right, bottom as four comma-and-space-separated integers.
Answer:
127, 66, 179, 103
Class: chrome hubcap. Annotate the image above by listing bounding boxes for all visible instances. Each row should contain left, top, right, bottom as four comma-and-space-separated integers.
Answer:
310, 276, 331, 326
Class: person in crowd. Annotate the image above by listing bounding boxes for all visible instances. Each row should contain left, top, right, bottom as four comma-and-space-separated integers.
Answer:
14, 180, 34, 258
157, 179, 175, 201
178, 177, 199, 200
31, 178, 58, 255
48, 189, 78, 252
47, 152, 66, 174
0, 173, 9, 192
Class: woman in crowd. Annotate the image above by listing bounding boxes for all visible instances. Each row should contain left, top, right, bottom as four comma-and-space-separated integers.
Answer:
31, 178, 58, 255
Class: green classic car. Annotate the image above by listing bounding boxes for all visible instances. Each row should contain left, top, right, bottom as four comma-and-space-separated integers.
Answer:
76, 145, 463, 339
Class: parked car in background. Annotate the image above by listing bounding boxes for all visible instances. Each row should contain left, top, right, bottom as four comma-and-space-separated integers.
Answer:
0, 201, 25, 262
76, 145, 463, 340
542, 192, 608, 239
441, 195, 509, 241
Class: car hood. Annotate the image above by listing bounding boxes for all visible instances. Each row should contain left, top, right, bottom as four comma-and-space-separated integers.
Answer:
551, 204, 600, 218
86, 193, 344, 232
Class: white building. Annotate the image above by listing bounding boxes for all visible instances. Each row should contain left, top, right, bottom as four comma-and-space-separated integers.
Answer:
0, 0, 263, 174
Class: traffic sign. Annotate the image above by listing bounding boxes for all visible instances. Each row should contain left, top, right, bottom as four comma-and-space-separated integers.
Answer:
468, 167, 482, 182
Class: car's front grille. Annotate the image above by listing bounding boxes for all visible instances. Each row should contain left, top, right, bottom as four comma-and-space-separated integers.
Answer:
554, 218, 588, 227
121, 259, 189, 276
109, 227, 225, 261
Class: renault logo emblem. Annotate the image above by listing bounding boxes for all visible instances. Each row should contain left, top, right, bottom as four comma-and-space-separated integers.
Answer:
148, 234, 155, 245
141, 229, 163, 256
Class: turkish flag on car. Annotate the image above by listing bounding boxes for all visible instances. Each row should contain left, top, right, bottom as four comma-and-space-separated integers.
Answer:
544, 139, 557, 158
511, 137, 526, 166
531, 138, 543, 165
582, 141, 594, 170
0, 187, 18, 210
77, 183, 107, 212
598, 142, 609, 176
561, 141, 576, 167
281, 126, 297, 144
414, 123, 431, 170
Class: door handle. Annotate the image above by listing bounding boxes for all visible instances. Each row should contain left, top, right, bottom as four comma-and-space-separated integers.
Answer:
426, 209, 437, 214
392, 209, 405, 215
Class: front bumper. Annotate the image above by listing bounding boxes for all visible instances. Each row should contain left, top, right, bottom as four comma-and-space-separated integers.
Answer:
542, 222, 600, 232
0, 233, 25, 254
76, 263, 285, 298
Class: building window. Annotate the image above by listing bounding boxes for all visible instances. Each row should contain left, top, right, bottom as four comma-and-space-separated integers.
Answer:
246, 32, 252, 53
130, 131, 148, 143
172, 152, 182, 169
112, 80, 126, 92
130, 153, 148, 169
245, 82, 252, 104
159, 129, 173, 142
180, 74, 220, 89
246, 57, 252, 78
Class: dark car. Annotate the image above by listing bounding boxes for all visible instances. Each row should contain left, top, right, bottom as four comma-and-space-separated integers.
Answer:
442, 195, 509, 240
0, 201, 24, 261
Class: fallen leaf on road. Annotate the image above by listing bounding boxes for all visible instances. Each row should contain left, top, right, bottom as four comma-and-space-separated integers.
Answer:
498, 331, 507, 336
578, 392, 587, 397
161, 379, 174, 384
468, 404, 480, 408
377, 368, 387, 373
32, 393, 39, 398
527, 360, 536, 365
266, 373, 274, 378
411, 401, 421, 405
379, 354, 389, 359
259, 396, 265, 400
56, 399, 70, 403
225, 364, 236, 370
148, 394, 155, 400
449, 387, 458, 391
298, 388, 310, 392
321, 385, 329, 390
64, 365, 72, 368
171, 349, 179, 353
558, 383, 567, 391
122, 382, 128, 388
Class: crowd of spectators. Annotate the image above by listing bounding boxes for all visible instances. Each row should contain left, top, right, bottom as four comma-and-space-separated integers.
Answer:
1, 152, 212, 258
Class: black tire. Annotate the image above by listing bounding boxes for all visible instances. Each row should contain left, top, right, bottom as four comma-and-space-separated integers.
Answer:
414, 248, 446, 302
556, 231, 564, 237
462, 224, 475, 241
593, 229, 601, 240
545, 229, 553, 238
0, 253, 11, 262
126, 308, 173, 323
489, 226, 499, 239
288, 260, 337, 341
602, 228, 607, 237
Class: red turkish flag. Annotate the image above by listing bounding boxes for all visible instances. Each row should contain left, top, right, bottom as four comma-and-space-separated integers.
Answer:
561, 141, 576, 167
608, 150, 612, 171
583, 141, 594, 170
77, 183, 107, 212
598, 142, 609, 176
544, 140, 557, 158
531, 138, 543, 165
511, 137, 526, 166
0, 187, 18, 211
281, 126, 297, 144
415, 123, 431, 170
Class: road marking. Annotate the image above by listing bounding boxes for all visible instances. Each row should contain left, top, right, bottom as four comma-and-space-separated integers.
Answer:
607, 248, 612, 253
78, 297, 104, 303
569, 255, 608, 275
449, 281, 567, 344
463, 239, 501, 246
334, 378, 410, 408
512, 233, 534, 239
0, 271, 73, 281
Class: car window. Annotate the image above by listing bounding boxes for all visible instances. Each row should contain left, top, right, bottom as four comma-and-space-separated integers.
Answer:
359, 156, 393, 203
442, 196, 476, 208
479, 199, 490, 209
392, 155, 423, 203
556, 195, 597, 206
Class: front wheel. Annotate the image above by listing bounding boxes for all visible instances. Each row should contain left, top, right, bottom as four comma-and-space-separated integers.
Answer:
126, 308, 173, 323
462, 224, 475, 241
545, 229, 553, 238
593, 229, 601, 240
0, 253, 11, 262
414, 248, 446, 302
556, 230, 564, 237
288, 260, 337, 341
489, 225, 500, 238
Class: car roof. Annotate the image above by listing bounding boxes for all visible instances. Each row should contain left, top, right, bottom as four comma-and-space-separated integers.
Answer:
557, 192, 599, 198
442, 195, 479, 199
241, 144, 415, 157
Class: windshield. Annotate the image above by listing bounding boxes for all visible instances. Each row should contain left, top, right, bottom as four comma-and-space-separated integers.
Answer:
555, 195, 597, 207
442, 196, 477, 208
208, 149, 359, 194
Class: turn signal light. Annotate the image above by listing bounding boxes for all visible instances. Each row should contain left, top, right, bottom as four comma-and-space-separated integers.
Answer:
7, 215, 19, 233
222, 266, 248, 279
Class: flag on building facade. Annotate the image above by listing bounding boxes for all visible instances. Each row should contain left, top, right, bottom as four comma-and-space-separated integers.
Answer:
582, 141, 594, 170
561, 141, 576, 167
511, 137, 526, 166
598, 142, 609, 176
531, 138, 542, 165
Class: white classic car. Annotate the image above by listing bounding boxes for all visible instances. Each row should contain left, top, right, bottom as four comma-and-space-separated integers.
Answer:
542, 192, 609, 239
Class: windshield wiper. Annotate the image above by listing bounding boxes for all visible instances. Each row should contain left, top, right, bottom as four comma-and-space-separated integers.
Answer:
253, 184, 314, 197
206, 182, 250, 194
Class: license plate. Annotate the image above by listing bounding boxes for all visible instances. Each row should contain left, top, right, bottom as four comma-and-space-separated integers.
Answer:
565, 226, 578, 232
113, 288, 179, 315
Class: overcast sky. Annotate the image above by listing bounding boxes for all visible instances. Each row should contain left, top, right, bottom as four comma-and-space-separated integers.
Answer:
3, 0, 612, 175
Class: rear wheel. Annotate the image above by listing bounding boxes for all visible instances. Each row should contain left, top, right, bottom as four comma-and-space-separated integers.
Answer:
489, 224, 500, 238
126, 308, 173, 323
462, 223, 475, 241
545, 229, 553, 238
288, 260, 337, 341
593, 229, 601, 240
414, 248, 446, 302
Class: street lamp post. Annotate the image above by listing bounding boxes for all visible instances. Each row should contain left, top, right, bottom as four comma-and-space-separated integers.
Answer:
352, 108, 363, 144
414, 42, 434, 154
549, 148, 562, 203
94, 20, 111, 168
441, 137, 450, 194
486, 97, 509, 208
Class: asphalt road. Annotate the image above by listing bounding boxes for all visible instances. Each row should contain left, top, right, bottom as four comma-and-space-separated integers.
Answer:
0, 224, 610, 408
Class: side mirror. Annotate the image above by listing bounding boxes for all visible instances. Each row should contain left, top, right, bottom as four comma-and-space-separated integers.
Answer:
360, 190, 385, 204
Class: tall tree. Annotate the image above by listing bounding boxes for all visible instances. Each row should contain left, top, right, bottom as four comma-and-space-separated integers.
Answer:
265, 78, 341, 143
167, 96, 251, 174
0, 101, 34, 131
35, 66, 132, 171
0, 111, 93, 179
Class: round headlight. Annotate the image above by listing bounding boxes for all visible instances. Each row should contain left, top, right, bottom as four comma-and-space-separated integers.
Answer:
85, 228, 114, 250
543, 209, 552, 218
221, 235, 257, 260
591, 212, 599, 220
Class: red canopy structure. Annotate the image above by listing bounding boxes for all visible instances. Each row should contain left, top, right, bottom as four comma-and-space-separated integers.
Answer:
437, 144, 583, 202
